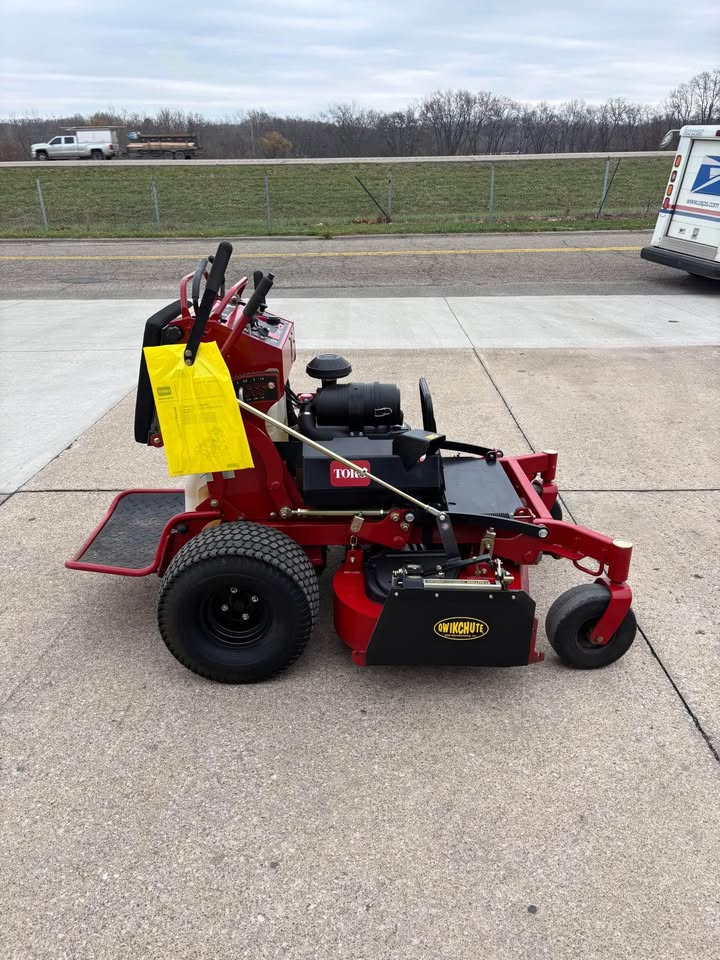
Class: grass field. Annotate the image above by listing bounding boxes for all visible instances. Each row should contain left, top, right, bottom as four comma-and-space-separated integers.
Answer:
0, 157, 668, 238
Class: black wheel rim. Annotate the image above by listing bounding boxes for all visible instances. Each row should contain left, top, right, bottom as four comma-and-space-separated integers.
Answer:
576, 619, 608, 654
199, 585, 271, 647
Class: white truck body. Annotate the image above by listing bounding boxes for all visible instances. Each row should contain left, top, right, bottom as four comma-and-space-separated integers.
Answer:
31, 129, 119, 160
641, 124, 720, 279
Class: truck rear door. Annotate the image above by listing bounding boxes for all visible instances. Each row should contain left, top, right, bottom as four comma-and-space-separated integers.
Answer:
663, 138, 720, 262
61, 135, 78, 158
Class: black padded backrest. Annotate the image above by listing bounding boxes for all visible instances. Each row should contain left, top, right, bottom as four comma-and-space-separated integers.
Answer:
134, 300, 181, 443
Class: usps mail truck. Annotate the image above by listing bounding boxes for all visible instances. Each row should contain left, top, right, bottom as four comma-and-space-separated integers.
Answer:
641, 125, 720, 280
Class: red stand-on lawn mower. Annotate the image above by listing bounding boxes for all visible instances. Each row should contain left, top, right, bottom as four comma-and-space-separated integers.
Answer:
67, 242, 637, 683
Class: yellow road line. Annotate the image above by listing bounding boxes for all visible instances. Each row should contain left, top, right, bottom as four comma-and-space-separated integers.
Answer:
0, 245, 641, 262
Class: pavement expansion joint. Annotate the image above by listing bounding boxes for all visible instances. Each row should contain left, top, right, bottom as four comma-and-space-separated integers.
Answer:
562, 487, 720, 494
442, 296, 538, 454
639, 626, 720, 766
15, 488, 126, 493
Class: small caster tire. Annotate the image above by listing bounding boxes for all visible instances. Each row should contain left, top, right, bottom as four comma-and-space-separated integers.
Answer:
545, 583, 636, 669
533, 480, 563, 521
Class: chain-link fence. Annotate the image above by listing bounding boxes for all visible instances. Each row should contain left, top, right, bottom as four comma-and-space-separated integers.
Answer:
0, 155, 669, 238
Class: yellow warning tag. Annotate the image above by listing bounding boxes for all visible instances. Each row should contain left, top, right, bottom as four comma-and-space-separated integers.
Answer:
143, 341, 254, 477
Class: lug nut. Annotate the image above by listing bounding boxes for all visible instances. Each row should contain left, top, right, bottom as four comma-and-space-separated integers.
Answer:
220, 603, 230, 612
250, 595, 259, 603
241, 612, 250, 621
230, 586, 238, 594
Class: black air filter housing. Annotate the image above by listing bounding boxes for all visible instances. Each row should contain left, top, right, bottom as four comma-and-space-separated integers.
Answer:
313, 382, 402, 430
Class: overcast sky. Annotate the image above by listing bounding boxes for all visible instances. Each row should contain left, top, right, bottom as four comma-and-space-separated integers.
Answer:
1, 0, 717, 118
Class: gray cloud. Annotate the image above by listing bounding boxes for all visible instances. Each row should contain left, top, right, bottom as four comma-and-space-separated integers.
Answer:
1, 0, 716, 117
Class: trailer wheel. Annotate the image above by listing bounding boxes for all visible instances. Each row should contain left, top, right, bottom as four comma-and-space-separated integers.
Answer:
545, 583, 636, 669
173, 151, 185, 159
158, 522, 320, 683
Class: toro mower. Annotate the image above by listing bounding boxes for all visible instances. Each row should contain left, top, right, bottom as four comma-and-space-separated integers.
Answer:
67, 242, 637, 683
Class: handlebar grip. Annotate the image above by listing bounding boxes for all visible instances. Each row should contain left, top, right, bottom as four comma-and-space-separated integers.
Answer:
184, 241, 233, 365
190, 257, 208, 309
242, 272, 274, 320
206, 241, 233, 294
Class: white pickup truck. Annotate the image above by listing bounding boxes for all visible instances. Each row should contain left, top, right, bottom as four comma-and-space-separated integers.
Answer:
31, 129, 119, 161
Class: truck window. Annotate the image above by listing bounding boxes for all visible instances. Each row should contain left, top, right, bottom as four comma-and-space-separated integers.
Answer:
63, 136, 75, 144
49, 137, 62, 145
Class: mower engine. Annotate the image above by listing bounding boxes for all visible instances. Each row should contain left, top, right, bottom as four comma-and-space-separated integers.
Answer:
67, 241, 638, 685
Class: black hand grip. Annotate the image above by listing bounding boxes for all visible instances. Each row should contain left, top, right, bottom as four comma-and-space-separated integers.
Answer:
184, 241, 234, 365
206, 241, 233, 294
190, 257, 208, 313
242, 272, 274, 320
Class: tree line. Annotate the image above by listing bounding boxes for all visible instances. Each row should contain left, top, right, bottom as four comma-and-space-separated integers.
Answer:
1, 68, 717, 162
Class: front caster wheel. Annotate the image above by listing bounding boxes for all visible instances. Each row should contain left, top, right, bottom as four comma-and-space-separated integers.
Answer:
545, 583, 636, 669
532, 480, 563, 520
158, 523, 319, 683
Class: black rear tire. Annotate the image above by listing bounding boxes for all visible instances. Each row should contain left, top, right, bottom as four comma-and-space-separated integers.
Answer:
545, 583, 636, 669
158, 522, 320, 683
90, 149, 103, 160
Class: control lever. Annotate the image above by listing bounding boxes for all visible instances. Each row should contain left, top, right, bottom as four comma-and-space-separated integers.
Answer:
184, 241, 233, 365
242, 272, 274, 325
252, 269, 279, 324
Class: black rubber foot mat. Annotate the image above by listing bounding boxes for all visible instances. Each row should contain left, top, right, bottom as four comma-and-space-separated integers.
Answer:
79, 491, 185, 570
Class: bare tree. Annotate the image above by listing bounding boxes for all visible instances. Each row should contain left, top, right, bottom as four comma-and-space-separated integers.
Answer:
376, 108, 420, 155
667, 68, 720, 124
421, 90, 476, 155
326, 103, 380, 155
2, 68, 718, 161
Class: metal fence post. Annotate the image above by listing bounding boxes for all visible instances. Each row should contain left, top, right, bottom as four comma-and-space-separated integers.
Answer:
598, 158, 610, 218
387, 171, 393, 221
597, 158, 621, 219
264, 175, 272, 232
151, 177, 161, 224
488, 163, 495, 223
36, 178, 48, 231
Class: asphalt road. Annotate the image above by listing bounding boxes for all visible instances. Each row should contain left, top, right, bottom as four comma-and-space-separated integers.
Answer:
1, 230, 715, 298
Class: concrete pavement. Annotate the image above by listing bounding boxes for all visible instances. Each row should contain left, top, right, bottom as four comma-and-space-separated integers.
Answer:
1, 244, 720, 959
2, 293, 717, 493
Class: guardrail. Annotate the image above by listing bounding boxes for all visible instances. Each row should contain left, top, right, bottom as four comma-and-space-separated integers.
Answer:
0, 150, 670, 168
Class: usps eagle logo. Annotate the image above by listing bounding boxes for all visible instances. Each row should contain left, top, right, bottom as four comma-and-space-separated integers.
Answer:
690, 156, 720, 196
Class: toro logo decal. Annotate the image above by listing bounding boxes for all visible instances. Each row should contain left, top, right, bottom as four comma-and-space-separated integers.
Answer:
434, 617, 489, 640
690, 156, 720, 196
330, 460, 371, 487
